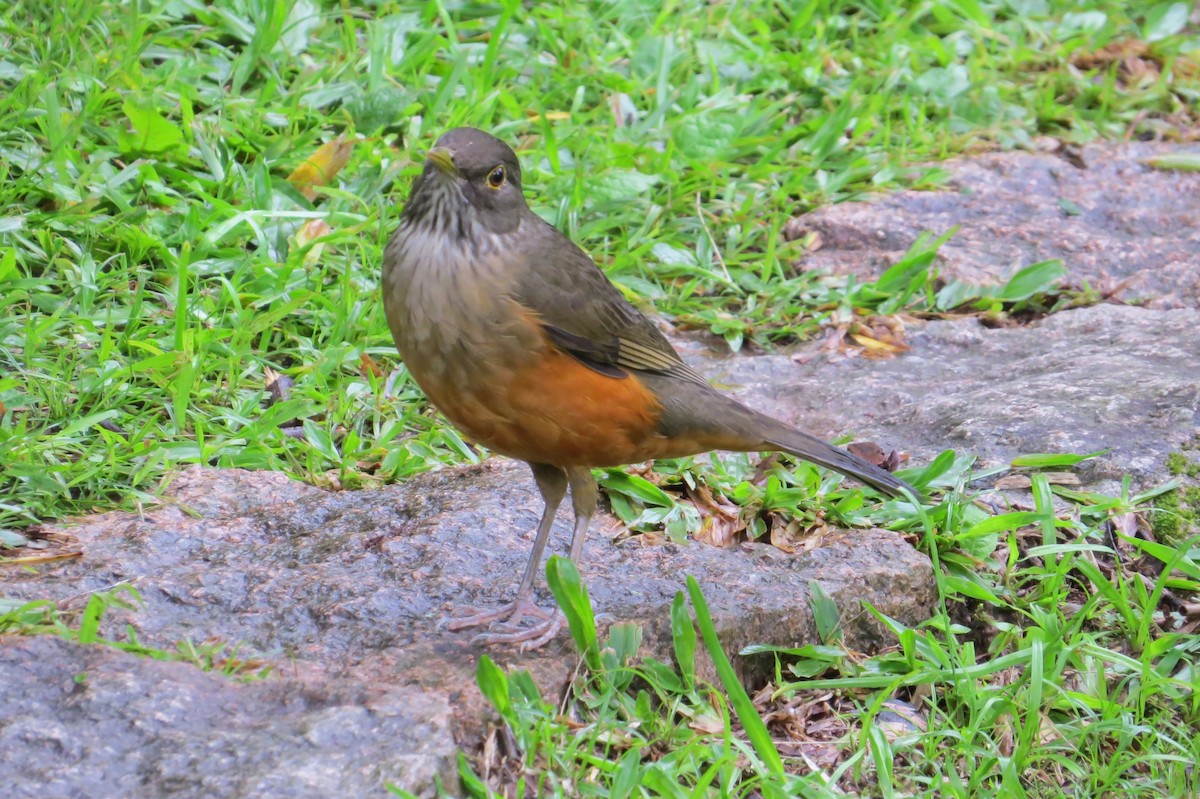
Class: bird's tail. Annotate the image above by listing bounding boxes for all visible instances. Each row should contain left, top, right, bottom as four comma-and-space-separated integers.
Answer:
643, 375, 916, 499
751, 412, 915, 499
753, 412, 912, 494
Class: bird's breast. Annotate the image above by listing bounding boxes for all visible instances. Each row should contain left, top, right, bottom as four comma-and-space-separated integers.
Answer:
382, 221, 541, 393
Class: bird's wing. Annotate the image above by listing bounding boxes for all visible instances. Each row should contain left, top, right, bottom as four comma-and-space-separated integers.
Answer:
512, 216, 709, 386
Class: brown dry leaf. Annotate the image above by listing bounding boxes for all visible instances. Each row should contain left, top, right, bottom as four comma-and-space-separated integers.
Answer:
770, 516, 829, 554
693, 513, 741, 548
845, 316, 910, 358
846, 440, 887, 466
688, 483, 745, 547
359, 353, 383, 379
625, 529, 670, 546
780, 740, 844, 769
994, 474, 1032, 490
1037, 712, 1063, 745
686, 483, 739, 521
877, 699, 928, 740
1072, 39, 1200, 89
768, 516, 799, 554
1109, 511, 1142, 538
881, 449, 905, 471
848, 332, 901, 353
752, 683, 777, 712
528, 110, 571, 122
288, 136, 354, 200
749, 453, 782, 485
317, 470, 345, 491
846, 441, 908, 472
295, 218, 332, 247
0, 550, 82, 566
994, 472, 1082, 490
1072, 38, 1149, 70
844, 441, 907, 472
996, 714, 1016, 757
1068, 39, 1187, 89
688, 707, 726, 735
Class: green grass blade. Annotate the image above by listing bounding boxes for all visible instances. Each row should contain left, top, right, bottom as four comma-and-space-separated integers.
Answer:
685, 575, 783, 776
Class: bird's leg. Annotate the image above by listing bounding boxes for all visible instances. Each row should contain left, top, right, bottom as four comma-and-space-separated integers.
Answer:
488, 467, 600, 649
565, 465, 597, 562
448, 463, 568, 648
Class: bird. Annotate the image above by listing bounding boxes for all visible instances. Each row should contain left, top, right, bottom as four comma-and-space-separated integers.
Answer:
382, 127, 915, 649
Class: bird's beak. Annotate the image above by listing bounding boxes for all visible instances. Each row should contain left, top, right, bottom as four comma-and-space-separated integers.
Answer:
424, 146, 459, 176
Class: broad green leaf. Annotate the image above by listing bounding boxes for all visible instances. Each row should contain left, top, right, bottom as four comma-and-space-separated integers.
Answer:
809, 580, 842, 644
118, 99, 186, 156
671, 591, 696, 690
997, 260, 1066, 302
475, 655, 511, 717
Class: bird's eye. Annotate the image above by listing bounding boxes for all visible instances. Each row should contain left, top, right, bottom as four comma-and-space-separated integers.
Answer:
486, 165, 506, 188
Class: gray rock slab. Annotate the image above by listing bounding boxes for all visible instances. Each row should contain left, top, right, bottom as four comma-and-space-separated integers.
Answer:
2, 461, 934, 797
703, 303, 1200, 488
0, 635, 456, 799
785, 141, 1200, 308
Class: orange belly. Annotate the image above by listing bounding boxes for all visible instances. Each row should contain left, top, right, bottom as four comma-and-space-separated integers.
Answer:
425, 346, 669, 468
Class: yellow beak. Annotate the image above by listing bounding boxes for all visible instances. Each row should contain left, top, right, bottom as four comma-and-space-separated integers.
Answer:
425, 146, 459, 176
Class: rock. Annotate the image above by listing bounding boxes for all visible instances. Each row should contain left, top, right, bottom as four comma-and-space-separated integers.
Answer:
1, 463, 935, 798
785, 141, 1200, 309
703, 304, 1200, 490
0, 636, 456, 799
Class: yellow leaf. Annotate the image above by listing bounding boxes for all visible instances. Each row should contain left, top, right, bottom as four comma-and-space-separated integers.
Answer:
527, 110, 572, 122
288, 137, 354, 200
850, 333, 903, 352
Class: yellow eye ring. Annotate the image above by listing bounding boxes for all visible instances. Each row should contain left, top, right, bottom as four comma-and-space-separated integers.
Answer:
487, 165, 506, 189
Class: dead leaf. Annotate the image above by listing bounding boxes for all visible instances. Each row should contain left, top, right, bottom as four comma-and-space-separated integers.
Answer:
688, 707, 726, 735
749, 453, 782, 485
693, 513, 741, 548
994, 472, 1082, 490
359, 354, 383, 379
288, 136, 354, 200
687, 483, 745, 548
769, 516, 798, 554
846, 316, 910, 358
769, 515, 829, 554
847, 441, 887, 467
847, 441, 907, 471
850, 332, 904, 354
0, 550, 82, 566
527, 110, 571, 122
1109, 511, 1141, 538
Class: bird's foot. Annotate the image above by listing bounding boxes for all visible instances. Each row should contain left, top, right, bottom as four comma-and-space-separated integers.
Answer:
445, 597, 565, 651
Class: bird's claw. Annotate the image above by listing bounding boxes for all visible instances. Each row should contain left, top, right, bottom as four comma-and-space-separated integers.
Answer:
468, 610, 565, 651
445, 597, 564, 650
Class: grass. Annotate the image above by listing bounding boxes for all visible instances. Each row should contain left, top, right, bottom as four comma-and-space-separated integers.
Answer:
1, 0, 1198, 796
2, 0, 1197, 529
